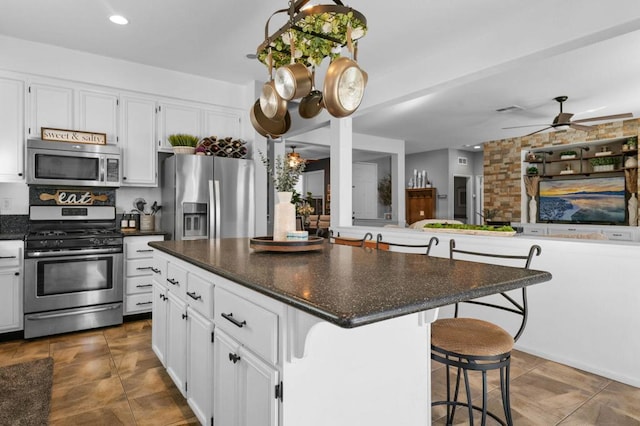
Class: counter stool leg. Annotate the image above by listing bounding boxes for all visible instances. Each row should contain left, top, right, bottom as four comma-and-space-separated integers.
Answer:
481, 370, 489, 425
463, 368, 474, 426
501, 364, 513, 426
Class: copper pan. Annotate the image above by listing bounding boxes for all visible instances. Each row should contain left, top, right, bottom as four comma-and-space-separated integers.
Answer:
250, 100, 291, 138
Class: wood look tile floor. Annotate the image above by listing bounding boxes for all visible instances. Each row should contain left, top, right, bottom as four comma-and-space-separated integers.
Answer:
0, 319, 638, 425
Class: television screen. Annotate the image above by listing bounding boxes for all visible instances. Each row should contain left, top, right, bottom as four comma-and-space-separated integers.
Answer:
537, 176, 627, 224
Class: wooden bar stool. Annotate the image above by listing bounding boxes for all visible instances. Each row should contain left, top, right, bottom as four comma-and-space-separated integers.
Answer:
431, 240, 542, 425
330, 232, 374, 247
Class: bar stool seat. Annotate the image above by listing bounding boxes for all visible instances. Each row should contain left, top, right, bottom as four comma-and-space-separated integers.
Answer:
432, 318, 514, 358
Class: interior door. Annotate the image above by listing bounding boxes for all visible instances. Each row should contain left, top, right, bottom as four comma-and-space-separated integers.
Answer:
352, 162, 378, 219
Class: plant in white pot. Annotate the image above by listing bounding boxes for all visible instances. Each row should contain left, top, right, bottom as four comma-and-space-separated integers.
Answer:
168, 134, 199, 154
260, 152, 306, 240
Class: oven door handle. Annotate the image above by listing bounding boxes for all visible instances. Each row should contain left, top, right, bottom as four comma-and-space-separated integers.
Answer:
27, 247, 122, 257
26, 304, 122, 320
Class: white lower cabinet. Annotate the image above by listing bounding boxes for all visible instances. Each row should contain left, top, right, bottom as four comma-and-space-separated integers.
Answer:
187, 307, 214, 425
213, 329, 279, 426
0, 240, 23, 332
166, 290, 188, 396
124, 235, 164, 315
151, 280, 168, 366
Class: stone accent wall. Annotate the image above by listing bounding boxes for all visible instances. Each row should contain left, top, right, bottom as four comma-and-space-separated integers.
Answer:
483, 118, 640, 222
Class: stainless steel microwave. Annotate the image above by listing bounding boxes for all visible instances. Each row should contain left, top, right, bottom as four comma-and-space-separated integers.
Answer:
26, 139, 121, 187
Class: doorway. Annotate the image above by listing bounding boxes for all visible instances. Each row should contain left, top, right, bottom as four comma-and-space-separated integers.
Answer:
453, 175, 471, 223
352, 162, 378, 219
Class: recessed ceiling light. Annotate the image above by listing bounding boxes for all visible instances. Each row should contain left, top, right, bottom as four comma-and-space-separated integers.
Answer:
109, 15, 128, 25
246, 53, 257, 60
473, 145, 482, 150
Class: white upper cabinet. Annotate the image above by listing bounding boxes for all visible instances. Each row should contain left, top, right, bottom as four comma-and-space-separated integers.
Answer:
157, 102, 201, 152
120, 95, 157, 186
0, 76, 25, 182
78, 89, 119, 144
28, 82, 73, 138
203, 108, 242, 140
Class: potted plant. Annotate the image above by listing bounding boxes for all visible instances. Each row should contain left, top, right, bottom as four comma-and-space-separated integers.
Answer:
260, 151, 306, 240
559, 150, 577, 160
589, 156, 619, 172
526, 166, 539, 175
377, 173, 392, 218
168, 134, 199, 154
628, 136, 638, 150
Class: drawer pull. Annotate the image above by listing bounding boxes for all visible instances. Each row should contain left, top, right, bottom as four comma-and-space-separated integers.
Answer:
136, 249, 154, 253
221, 312, 246, 328
0, 255, 17, 259
136, 301, 152, 306
136, 266, 154, 271
228, 353, 241, 364
136, 284, 153, 288
167, 278, 179, 286
187, 291, 202, 301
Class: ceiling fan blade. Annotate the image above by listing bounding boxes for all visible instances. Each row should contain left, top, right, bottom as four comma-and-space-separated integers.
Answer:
571, 112, 633, 123
525, 126, 553, 137
502, 124, 550, 129
569, 123, 594, 132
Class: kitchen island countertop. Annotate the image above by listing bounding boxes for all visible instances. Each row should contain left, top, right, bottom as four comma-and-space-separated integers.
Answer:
150, 238, 552, 328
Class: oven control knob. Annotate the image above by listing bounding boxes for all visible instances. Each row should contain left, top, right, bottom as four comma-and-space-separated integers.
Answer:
57, 240, 64, 247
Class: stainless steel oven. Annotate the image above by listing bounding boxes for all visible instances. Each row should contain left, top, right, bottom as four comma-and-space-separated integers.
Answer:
26, 138, 121, 187
24, 205, 124, 338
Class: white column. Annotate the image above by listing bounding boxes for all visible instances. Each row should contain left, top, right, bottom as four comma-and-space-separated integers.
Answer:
330, 118, 353, 228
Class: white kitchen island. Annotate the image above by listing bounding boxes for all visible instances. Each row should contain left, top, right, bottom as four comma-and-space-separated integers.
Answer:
149, 238, 550, 426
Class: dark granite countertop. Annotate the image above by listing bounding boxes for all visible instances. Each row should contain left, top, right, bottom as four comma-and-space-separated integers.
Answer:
150, 238, 552, 328
121, 230, 168, 237
0, 233, 25, 241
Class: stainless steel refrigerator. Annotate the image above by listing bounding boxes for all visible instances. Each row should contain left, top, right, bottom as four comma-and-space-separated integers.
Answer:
161, 155, 255, 240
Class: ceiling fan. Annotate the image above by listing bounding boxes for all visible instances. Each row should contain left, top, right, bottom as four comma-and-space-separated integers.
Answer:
503, 96, 633, 136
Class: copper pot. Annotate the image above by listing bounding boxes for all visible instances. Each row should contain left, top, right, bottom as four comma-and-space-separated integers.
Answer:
250, 100, 291, 138
260, 80, 288, 120
275, 63, 312, 100
323, 57, 367, 118
298, 68, 323, 119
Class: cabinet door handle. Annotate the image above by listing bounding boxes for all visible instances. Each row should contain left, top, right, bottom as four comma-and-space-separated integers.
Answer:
151, 267, 161, 274
136, 249, 154, 253
136, 301, 152, 306
159, 293, 166, 301
187, 291, 202, 301
136, 284, 153, 288
228, 353, 241, 364
167, 278, 179, 285
0, 256, 16, 259
221, 312, 246, 328
182, 312, 188, 320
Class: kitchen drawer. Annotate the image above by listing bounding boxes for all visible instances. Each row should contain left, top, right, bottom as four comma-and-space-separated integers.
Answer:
126, 276, 155, 295
125, 292, 153, 314
603, 230, 634, 241
186, 272, 214, 319
126, 258, 157, 277
215, 287, 278, 364
124, 235, 164, 259
0, 241, 22, 269
167, 262, 188, 300
153, 255, 167, 283
522, 226, 547, 236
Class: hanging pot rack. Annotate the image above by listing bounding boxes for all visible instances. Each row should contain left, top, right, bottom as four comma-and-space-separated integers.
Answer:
256, 0, 367, 69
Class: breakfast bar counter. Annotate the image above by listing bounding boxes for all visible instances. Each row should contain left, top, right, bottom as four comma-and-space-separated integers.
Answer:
149, 238, 551, 426
149, 238, 551, 328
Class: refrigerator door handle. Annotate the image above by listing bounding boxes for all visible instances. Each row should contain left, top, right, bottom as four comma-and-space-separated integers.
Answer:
209, 180, 215, 239
214, 180, 221, 239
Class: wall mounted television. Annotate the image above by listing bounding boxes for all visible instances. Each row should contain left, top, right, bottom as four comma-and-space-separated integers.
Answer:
537, 175, 627, 225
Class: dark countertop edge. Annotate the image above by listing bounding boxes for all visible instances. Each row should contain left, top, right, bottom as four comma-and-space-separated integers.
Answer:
0, 233, 25, 241
122, 231, 169, 237
149, 242, 552, 329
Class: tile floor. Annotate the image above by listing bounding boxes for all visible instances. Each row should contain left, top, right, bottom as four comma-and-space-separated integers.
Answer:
0, 319, 638, 425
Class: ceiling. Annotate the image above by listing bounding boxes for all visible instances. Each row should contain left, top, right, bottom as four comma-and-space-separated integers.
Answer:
2, 1, 640, 158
